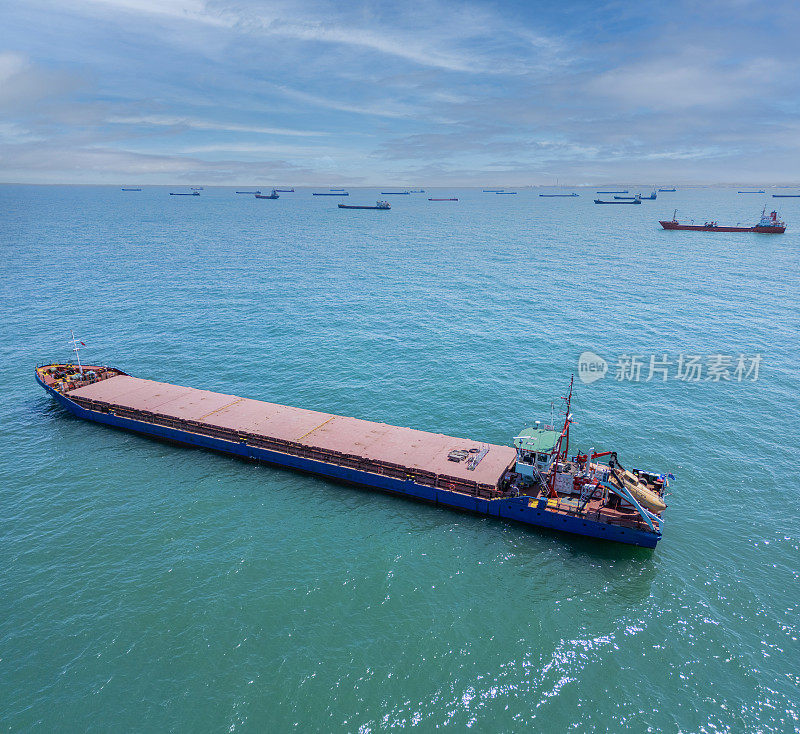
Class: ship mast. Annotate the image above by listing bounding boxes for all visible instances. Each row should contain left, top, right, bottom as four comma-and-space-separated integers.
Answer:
70, 330, 84, 375
547, 375, 574, 498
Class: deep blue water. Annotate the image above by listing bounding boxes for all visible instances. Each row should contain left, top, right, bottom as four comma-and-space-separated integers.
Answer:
1, 184, 798, 731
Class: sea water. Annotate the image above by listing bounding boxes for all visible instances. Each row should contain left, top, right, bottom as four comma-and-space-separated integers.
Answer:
1, 184, 798, 731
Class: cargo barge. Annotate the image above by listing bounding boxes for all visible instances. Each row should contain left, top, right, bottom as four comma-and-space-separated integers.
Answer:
36, 357, 668, 549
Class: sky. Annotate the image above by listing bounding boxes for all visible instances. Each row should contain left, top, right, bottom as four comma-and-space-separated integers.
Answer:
1, 0, 798, 185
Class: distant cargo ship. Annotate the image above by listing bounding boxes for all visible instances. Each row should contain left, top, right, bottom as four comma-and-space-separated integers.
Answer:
738, 190, 765, 194
338, 201, 390, 210
255, 190, 279, 199
275, 189, 294, 192
658, 188, 677, 192
314, 192, 348, 196
428, 198, 458, 201
659, 208, 785, 233
539, 193, 579, 197
772, 194, 800, 198
36, 356, 669, 549
170, 192, 200, 196
381, 191, 410, 195
594, 198, 641, 204
236, 190, 261, 194
121, 188, 141, 191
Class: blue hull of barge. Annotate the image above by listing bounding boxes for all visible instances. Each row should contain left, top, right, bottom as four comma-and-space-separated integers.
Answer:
37, 375, 659, 548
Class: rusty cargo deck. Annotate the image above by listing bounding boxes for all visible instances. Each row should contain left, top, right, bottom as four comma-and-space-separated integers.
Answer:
59, 372, 517, 498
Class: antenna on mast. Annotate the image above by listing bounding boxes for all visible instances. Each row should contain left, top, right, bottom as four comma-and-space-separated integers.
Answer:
70, 330, 84, 375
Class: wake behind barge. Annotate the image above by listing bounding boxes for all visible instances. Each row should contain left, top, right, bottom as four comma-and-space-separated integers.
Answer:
36, 364, 668, 548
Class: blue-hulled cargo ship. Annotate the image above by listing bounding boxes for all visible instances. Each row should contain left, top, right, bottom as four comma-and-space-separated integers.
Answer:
338, 201, 391, 210
595, 198, 641, 204
36, 344, 669, 549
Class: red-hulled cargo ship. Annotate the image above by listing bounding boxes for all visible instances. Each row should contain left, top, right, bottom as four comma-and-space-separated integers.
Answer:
36, 341, 671, 549
660, 208, 786, 233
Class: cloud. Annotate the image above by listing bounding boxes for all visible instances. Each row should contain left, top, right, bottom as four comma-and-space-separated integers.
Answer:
589, 54, 783, 111
178, 142, 353, 158
0, 122, 43, 144
107, 114, 328, 137
55, 0, 562, 74
0, 52, 81, 112
272, 85, 417, 120
0, 141, 316, 182
69, 0, 228, 26
3, 0, 800, 184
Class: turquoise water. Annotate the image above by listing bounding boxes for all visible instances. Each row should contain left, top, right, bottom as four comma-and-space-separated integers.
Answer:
2, 185, 798, 731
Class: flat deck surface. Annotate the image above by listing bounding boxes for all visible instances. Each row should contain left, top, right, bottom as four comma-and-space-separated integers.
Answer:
71, 375, 517, 486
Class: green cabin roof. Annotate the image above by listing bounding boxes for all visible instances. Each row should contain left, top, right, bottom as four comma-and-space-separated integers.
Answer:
514, 427, 559, 453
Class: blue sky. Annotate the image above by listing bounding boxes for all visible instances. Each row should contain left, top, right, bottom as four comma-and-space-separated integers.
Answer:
1, 0, 798, 185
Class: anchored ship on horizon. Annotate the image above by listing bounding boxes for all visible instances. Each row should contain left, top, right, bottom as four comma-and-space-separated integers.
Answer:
660, 207, 786, 233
